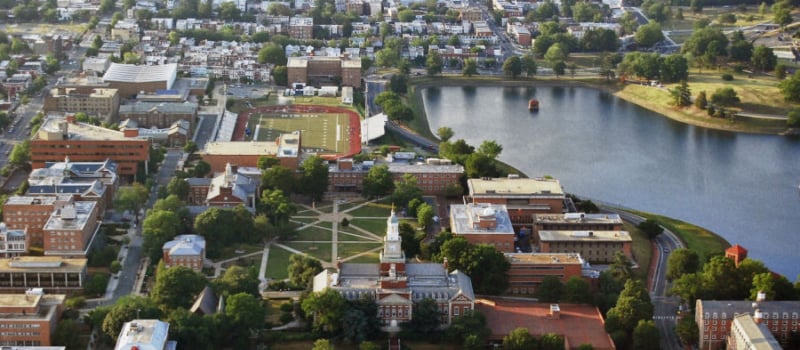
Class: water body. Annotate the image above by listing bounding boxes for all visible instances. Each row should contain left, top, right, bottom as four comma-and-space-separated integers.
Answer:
422, 85, 800, 279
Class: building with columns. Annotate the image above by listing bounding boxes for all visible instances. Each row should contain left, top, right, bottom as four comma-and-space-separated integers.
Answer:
313, 209, 475, 328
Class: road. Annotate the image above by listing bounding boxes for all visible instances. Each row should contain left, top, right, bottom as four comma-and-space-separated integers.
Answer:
604, 207, 685, 350
384, 121, 439, 152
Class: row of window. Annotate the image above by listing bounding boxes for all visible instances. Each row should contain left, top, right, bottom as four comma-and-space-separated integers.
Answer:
0, 332, 42, 337
706, 312, 800, 320
0, 324, 41, 329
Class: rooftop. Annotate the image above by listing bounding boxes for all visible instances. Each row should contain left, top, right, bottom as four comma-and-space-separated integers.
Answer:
732, 314, 782, 349
36, 116, 140, 141
114, 319, 171, 350
450, 203, 514, 235
0, 256, 87, 273
504, 252, 585, 265
163, 234, 205, 256
533, 213, 623, 225
119, 102, 198, 115
0, 293, 65, 321
4, 195, 64, 206
103, 63, 177, 83
538, 230, 632, 242
43, 201, 97, 231
698, 300, 800, 318
49, 87, 118, 98
468, 177, 564, 197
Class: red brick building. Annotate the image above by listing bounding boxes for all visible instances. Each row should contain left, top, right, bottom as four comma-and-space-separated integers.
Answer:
287, 56, 362, 88
42, 201, 100, 257
468, 177, 566, 230
200, 132, 301, 173
3, 196, 73, 248
696, 299, 800, 349
538, 230, 632, 264
449, 203, 516, 252
725, 244, 748, 267
0, 290, 65, 347
328, 160, 464, 195
162, 235, 205, 272
505, 253, 586, 295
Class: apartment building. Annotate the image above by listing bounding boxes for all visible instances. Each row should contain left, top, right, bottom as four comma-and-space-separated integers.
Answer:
728, 314, 782, 350
0, 289, 65, 347
42, 201, 100, 257
162, 235, 206, 272
32, 116, 150, 178
288, 17, 313, 39
0, 257, 87, 293
696, 299, 800, 349
537, 230, 632, 264
450, 203, 516, 252
287, 56, 362, 88
0, 223, 27, 258
459, 7, 482, 22
118, 102, 197, 131
468, 177, 566, 229
504, 253, 586, 295
4, 74, 32, 99
43, 87, 120, 122
3, 196, 73, 248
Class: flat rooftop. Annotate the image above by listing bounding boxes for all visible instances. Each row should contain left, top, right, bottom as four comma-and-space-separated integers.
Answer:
43, 201, 97, 231
50, 87, 118, 98
476, 301, 614, 349
114, 319, 170, 350
203, 141, 279, 156
733, 314, 782, 349
0, 293, 41, 309
450, 203, 514, 235
468, 177, 564, 197
538, 230, 632, 242
0, 256, 87, 273
505, 253, 585, 265
103, 63, 177, 84
534, 213, 623, 225
36, 117, 137, 141
0, 294, 65, 321
4, 195, 67, 206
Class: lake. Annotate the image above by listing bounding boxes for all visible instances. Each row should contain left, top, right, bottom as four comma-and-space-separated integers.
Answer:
422, 85, 800, 279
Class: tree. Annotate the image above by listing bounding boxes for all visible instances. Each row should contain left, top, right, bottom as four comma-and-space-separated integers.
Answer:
123, 52, 141, 64
426, 51, 443, 76
448, 311, 490, 346
521, 54, 538, 77
183, 141, 198, 154
638, 219, 664, 239
503, 327, 537, 350
398, 9, 415, 22
391, 174, 422, 209
553, 61, 567, 78
701, 256, 741, 300
789, 109, 800, 127
436, 127, 454, 142
544, 43, 568, 66
166, 308, 213, 350
751, 45, 777, 73
192, 160, 211, 177
115, 183, 150, 222
44, 54, 60, 75
695, 91, 708, 109
535, 276, 563, 302
260, 166, 295, 194
288, 254, 323, 289
102, 296, 162, 339
7, 140, 30, 168
780, 71, 800, 102
669, 80, 692, 107
301, 156, 329, 201
362, 165, 394, 198
563, 276, 592, 303
258, 44, 287, 65
272, 65, 288, 86
214, 265, 260, 296
773, 7, 792, 30
359, 342, 380, 350
226, 292, 266, 330
341, 297, 380, 343
751, 272, 776, 301
151, 264, 206, 310
634, 22, 664, 48
218, 1, 240, 20
302, 288, 347, 335
267, 3, 292, 15
53, 319, 82, 349
540, 333, 566, 350
669, 272, 704, 303
682, 28, 728, 57
606, 280, 653, 332
502, 56, 522, 79
400, 222, 421, 258
416, 203, 434, 229
312, 339, 334, 350
666, 248, 700, 281
462, 58, 478, 77
710, 87, 740, 107
405, 297, 441, 333
661, 54, 689, 83
166, 177, 189, 200
632, 320, 660, 350
260, 188, 296, 227
194, 207, 255, 257
580, 29, 620, 52
675, 313, 699, 346
477, 140, 503, 159
142, 210, 181, 261
729, 39, 753, 62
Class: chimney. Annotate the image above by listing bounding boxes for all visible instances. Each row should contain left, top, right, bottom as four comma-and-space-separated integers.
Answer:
550, 304, 561, 319
123, 128, 139, 137
754, 309, 763, 324
66, 114, 75, 123
756, 291, 767, 302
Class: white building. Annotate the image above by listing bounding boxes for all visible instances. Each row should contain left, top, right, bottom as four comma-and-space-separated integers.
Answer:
115, 319, 177, 350
0, 222, 26, 258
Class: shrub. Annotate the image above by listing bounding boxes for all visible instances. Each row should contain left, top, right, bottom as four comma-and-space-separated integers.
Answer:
788, 109, 800, 127
280, 312, 294, 325
341, 218, 349, 227
707, 105, 716, 116
66, 296, 87, 309
721, 73, 733, 81
280, 303, 294, 313
110, 261, 122, 274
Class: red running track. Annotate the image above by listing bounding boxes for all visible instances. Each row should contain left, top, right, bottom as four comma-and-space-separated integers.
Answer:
232, 105, 362, 160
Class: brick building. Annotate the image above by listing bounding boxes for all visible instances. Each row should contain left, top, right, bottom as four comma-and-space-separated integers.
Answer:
31, 116, 150, 178
504, 253, 586, 295
162, 235, 206, 272
0, 257, 87, 293
287, 56, 362, 88
728, 314, 782, 350
468, 177, 566, 230
288, 17, 313, 39
2, 196, 73, 248
118, 102, 198, 131
726, 244, 748, 267
696, 299, 800, 349
27, 158, 119, 218
314, 210, 475, 328
200, 132, 301, 173
0, 290, 65, 347
42, 201, 100, 257
102, 63, 177, 97
449, 203, 516, 252
460, 7, 483, 22
537, 230, 632, 264
4, 74, 32, 100
43, 87, 120, 122
533, 213, 623, 237
185, 163, 258, 210
328, 159, 464, 195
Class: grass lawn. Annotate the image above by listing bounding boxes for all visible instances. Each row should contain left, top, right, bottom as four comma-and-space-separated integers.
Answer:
350, 219, 388, 235
290, 217, 318, 224
338, 230, 380, 241
283, 242, 332, 262
347, 252, 381, 263
315, 202, 335, 213
683, 72, 797, 115
338, 200, 367, 212
217, 243, 264, 261
348, 202, 393, 217
292, 96, 348, 106
316, 221, 334, 229
337, 242, 383, 259
292, 226, 332, 241
626, 222, 653, 281
265, 245, 293, 280
247, 111, 352, 153
630, 210, 730, 265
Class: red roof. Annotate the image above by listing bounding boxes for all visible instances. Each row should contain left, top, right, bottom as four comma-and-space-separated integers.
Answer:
726, 244, 748, 255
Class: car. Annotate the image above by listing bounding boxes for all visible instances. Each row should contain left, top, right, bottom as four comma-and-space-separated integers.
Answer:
663, 248, 670, 253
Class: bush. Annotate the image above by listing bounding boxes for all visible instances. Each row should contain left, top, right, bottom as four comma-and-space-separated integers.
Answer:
341, 218, 349, 227
84, 273, 110, 296
66, 296, 87, 309
279, 312, 294, 325
707, 105, 716, 116
280, 302, 294, 313
788, 109, 800, 127
110, 260, 122, 274
88, 246, 118, 267
721, 73, 733, 81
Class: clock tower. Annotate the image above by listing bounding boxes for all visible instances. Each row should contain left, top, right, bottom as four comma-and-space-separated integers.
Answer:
380, 207, 405, 273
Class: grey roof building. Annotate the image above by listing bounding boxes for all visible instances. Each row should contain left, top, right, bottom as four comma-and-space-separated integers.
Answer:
162, 234, 206, 271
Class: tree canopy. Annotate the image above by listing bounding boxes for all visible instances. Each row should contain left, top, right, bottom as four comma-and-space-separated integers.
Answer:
288, 254, 324, 289
362, 165, 394, 199
151, 263, 207, 310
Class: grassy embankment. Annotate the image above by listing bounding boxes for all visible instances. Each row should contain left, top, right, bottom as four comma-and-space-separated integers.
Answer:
630, 210, 730, 264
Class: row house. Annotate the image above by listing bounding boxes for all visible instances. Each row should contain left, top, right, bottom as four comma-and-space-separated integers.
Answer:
351, 22, 374, 35
508, 23, 532, 46
288, 17, 314, 39
111, 19, 140, 43
473, 21, 494, 37
429, 45, 480, 60
430, 22, 470, 35
261, 16, 290, 34
151, 17, 175, 30
57, 3, 100, 21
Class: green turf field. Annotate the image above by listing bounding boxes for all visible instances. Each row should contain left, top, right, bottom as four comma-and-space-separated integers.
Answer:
248, 112, 352, 154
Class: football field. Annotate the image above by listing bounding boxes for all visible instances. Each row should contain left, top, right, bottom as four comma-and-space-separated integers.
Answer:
247, 112, 352, 154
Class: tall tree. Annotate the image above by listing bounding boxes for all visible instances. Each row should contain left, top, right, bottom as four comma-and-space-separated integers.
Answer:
260, 188, 295, 227
115, 183, 151, 223
288, 254, 323, 289
260, 166, 295, 194
563, 276, 592, 303
7, 139, 30, 168
258, 44, 287, 65
225, 292, 266, 332
142, 209, 181, 261
503, 327, 537, 350
302, 288, 347, 335
436, 127, 454, 142
391, 174, 422, 208
301, 156, 329, 201
362, 165, 394, 199
426, 51, 443, 76
535, 276, 564, 302
751, 45, 777, 73
477, 140, 503, 159
539, 333, 566, 350
502, 56, 522, 79
151, 263, 207, 310
634, 22, 664, 48
405, 298, 441, 334
463, 58, 478, 77
214, 265, 260, 296
666, 248, 700, 281
521, 54, 538, 77
166, 177, 189, 200
632, 320, 660, 350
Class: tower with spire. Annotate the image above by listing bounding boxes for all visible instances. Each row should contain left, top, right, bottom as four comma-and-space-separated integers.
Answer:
380, 205, 405, 276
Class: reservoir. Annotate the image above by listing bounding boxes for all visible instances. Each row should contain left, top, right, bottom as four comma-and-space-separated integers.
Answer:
421, 85, 800, 279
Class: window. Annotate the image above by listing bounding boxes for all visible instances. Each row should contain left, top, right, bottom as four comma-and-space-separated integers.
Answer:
454, 307, 459, 316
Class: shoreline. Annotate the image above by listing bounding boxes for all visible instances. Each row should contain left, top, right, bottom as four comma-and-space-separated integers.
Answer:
408, 75, 793, 136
